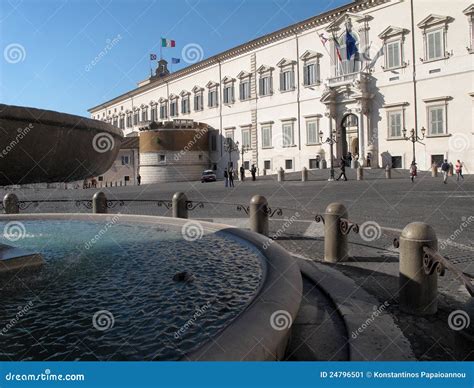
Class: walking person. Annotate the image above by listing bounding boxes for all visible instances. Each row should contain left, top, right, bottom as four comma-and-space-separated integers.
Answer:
347, 152, 352, 168
229, 167, 235, 187
240, 165, 245, 181
409, 161, 417, 183
137, 174, 141, 186
251, 164, 257, 181
441, 159, 450, 184
455, 160, 464, 181
366, 153, 372, 168
224, 168, 229, 187
336, 157, 347, 181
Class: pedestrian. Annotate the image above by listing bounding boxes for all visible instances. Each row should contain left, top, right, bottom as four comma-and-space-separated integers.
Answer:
441, 159, 450, 184
347, 152, 352, 167
409, 161, 417, 183
224, 168, 229, 187
229, 167, 235, 187
251, 164, 257, 181
240, 165, 245, 181
455, 160, 464, 181
366, 153, 372, 168
336, 157, 347, 181
137, 174, 141, 186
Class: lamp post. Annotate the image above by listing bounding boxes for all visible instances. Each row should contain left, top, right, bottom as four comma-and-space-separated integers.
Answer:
240, 144, 251, 169
319, 128, 338, 181
402, 127, 426, 164
223, 138, 239, 170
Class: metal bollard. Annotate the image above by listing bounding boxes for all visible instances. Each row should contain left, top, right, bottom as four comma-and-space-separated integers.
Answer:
399, 222, 438, 315
92, 191, 108, 214
249, 195, 269, 236
385, 165, 391, 179
454, 299, 474, 361
323, 202, 348, 263
277, 167, 285, 182
3, 193, 19, 214
357, 166, 364, 180
172, 192, 188, 219
301, 167, 308, 182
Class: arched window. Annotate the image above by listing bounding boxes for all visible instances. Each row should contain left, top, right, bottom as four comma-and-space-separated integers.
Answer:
338, 31, 361, 75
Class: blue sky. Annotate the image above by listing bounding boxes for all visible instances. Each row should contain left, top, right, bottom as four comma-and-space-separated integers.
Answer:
0, 0, 351, 117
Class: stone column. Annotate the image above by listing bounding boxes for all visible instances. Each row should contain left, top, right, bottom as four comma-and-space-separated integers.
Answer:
249, 195, 269, 236
92, 192, 107, 214
172, 192, 188, 219
3, 193, 19, 214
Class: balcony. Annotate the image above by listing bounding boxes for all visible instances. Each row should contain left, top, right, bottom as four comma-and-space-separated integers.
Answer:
327, 71, 368, 88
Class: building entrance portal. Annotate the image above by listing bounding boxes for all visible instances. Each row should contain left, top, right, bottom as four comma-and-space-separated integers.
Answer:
339, 114, 359, 159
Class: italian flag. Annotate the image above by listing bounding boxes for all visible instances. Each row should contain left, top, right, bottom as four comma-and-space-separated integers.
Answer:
161, 38, 176, 47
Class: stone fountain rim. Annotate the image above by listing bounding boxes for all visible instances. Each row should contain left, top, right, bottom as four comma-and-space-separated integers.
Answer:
0, 213, 302, 361
0, 103, 122, 137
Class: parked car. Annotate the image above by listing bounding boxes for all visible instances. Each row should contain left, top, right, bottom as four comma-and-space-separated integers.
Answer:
201, 170, 217, 183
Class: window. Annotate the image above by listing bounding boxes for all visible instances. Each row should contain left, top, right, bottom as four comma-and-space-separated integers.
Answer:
426, 29, 443, 60
225, 130, 234, 142
223, 84, 234, 104
133, 111, 139, 125
391, 156, 402, 168
208, 88, 218, 107
259, 75, 272, 96
306, 120, 319, 145
151, 106, 157, 121
141, 108, 148, 122
126, 114, 132, 128
112, 117, 118, 127
170, 100, 178, 117
309, 159, 318, 169
119, 117, 125, 129
159, 155, 166, 162
264, 160, 271, 170
303, 63, 318, 86
261, 125, 272, 148
386, 40, 402, 69
428, 105, 445, 135
337, 33, 361, 75
282, 123, 294, 147
464, 5, 474, 52
431, 154, 444, 167
194, 93, 203, 111
285, 159, 293, 170
239, 80, 250, 100
181, 97, 190, 114
159, 104, 167, 119
121, 156, 130, 165
280, 69, 294, 91
242, 128, 251, 148
388, 111, 403, 138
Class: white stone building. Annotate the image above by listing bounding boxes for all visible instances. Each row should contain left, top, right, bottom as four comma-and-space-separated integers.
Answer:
88, 0, 474, 178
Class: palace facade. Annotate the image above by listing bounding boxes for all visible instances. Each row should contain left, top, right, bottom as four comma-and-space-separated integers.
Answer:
88, 0, 474, 182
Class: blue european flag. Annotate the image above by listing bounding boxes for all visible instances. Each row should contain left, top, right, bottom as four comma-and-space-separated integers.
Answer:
345, 27, 358, 60
171, 57, 180, 64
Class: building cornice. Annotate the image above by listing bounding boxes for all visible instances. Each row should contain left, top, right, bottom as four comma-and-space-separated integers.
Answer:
88, 0, 389, 113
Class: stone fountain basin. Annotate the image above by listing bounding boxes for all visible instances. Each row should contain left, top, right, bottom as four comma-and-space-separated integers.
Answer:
0, 104, 123, 186
0, 214, 302, 361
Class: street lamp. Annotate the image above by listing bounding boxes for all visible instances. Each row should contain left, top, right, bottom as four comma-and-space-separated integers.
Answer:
402, 127, 426, 164
319, 128, 338, 181
240, 144, 251, 169
223, 138, 239, 170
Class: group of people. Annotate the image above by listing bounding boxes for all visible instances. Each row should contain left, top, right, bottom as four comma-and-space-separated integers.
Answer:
224, 164, 257, 187
409, 159, 464, 184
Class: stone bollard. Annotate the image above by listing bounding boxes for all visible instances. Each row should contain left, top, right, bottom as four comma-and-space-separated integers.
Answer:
301, 167, 308, 182
385, 165, 391, 179
249, 195, 269, 236
357, 166, 364, 180
3, 193, 19, 214
323, 203, 348, 263
454, 299, 474, 361
277, 167, 285, 182
399, 222, 438, 315
172, 192, 188, 219
431, 164, 438, 177
92, 191, 108, 214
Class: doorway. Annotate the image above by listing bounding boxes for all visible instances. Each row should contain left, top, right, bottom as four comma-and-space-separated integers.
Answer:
340, 114, 359, 158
